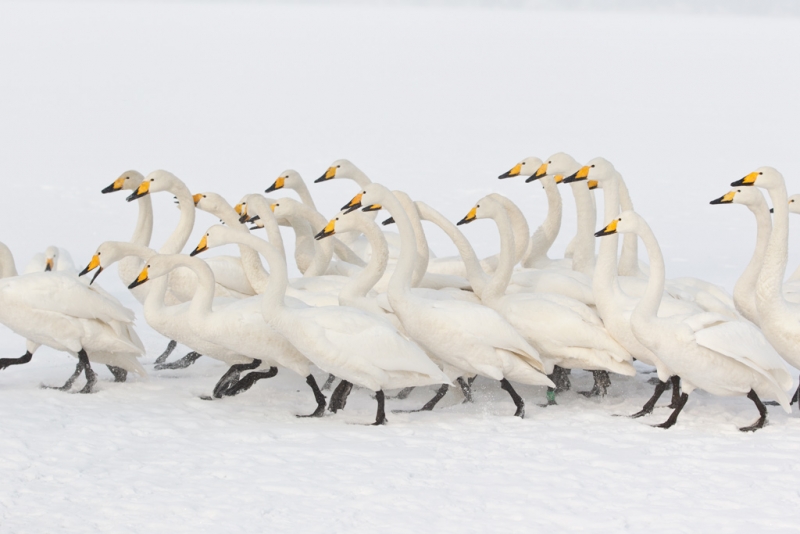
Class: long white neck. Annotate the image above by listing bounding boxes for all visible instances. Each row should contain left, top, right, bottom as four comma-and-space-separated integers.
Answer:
395, 191, 428, 287
522, 177, 561, 268
631, 219, 667, 322
290, 180, 317, 210
569, 182, 596, 275
290, 202, 334, 277
732, 197, 771, 322
162, 255, 216, 315
339, 217, 389, 303
210, 203, 270, 294
249, 196, 288, 263
489, 194, 529, 264
118, 194, 154, 285
344, 170, 371, 188
0, 242, 18, 278
617, 177, 640, 276
222, 231, 288, 318
415, 201, 488, 295
593, 179, 624, 308
757, 184, 789, 308
482, 208, 516, 303
159, 182, 196, 254
382, 195, 418, 300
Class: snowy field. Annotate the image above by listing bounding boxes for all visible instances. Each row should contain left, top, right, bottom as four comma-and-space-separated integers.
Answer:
1, 1, 800, 532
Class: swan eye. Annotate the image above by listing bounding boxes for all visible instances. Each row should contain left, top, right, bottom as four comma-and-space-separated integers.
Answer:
337, 165, 341, 168
150, 178, 154, 182
759, 172, 763, 175
125, 176, 129, 179
477, 204, 480, 208
521, 162, 525, 165
548, 161, 551, 164
335, 217, 339, 220
590, 164, 595, 168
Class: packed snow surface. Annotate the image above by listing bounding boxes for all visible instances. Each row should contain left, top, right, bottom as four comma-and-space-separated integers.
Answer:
1, 2, 800, 532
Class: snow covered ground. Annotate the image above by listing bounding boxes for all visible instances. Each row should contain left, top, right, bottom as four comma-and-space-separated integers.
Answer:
1, 1, 800, 532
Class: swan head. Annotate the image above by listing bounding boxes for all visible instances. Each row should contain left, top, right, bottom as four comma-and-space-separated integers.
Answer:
237, 194, 280, 227
498, 157, 543, 180
190, 225, 234, 256
194, 192, 240, 221
42, 246, 59, 272
270, 198, 305, 223
315, 159, 359, 183
709, 187, 764, 207
126, 170, 181, 201
595, 210, 643, 238
787, 194, 800, 214
730, 166, 782, 189
80, 241, 154, 284
527, 152, 582, 184
315, 209, 371, 240
101, 170, 145, 194
344, 183, 389, 215
456, 195, 503, 225
563, 157, 615, 188
266, 169, 303, 193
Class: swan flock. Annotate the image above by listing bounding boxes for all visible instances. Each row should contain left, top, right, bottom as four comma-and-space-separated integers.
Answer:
1, 156, 797, 430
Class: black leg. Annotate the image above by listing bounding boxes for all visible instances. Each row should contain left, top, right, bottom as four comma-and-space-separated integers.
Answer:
393, 384, 449, 413
791, 381, 800, 406
550, 365, 571, 393
579, 370, 611, 398
77, 350, 97, 394
373, 390, 387, 425
740, 389, 768, 432
212, 359, 261, 399
467, 376, 477, 386
154, 351, 203, 371
221, 367, 278, 397
0, 351, 33, 371
630, 379, 669, 418
457, 377, 473, 403
297, 374, 327, 418
321, 373, 337, 391
107, 365, 128, 382
153, 340, 178, 365
392, 387, 414, 400
654, 392, 689, 429
500, 378, 525, 418
44, 357, 84, 391
328, 380, 353, 413
668, 376, 682, 408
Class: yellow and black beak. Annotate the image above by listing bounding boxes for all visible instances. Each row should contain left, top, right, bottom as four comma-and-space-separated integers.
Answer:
587, 180, 598, 190
101, 176, 126, 194
498, 163, 522, 180
315, 166, 337, 183
126, 180, 151, 202
731, 172, 759, 187
457, 207, 478, 226
190, 235, 208, 257
595, 219, 619, 237
525, 162, 549, 183
342, 193, 363, 214
362, 204, 382, 212
128, 266, 150, 289
315, 219, 336, 240
710, 191, 736, 205
266, 176, 285, 193
44, 258, 54, 272
192, 193, 203, 206
235, 203, 250, 223
563, 166, 590, 184
382, 217, 395, 226
79, 254, 104, 284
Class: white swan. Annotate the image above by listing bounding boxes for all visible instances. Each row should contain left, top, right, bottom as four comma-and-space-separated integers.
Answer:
0, 242, 146, 392
191, 223, 451, 425
343, 184, 555, 418
129, 252, 328, 415
709, 186, 773, 324
23, 246, 77, 274
457, 195, 634, 403
265, 169, 367, 268
732, 166, 800, 405
596, 210, 792, 430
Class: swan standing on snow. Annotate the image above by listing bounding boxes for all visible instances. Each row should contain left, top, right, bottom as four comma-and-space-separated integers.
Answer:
731, 167, 800, 405
343, 184, 555, 418
191, 223, 451, 425
457, 195, 634, 403
0, 244, 146, 392
596, 211, 791, 430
